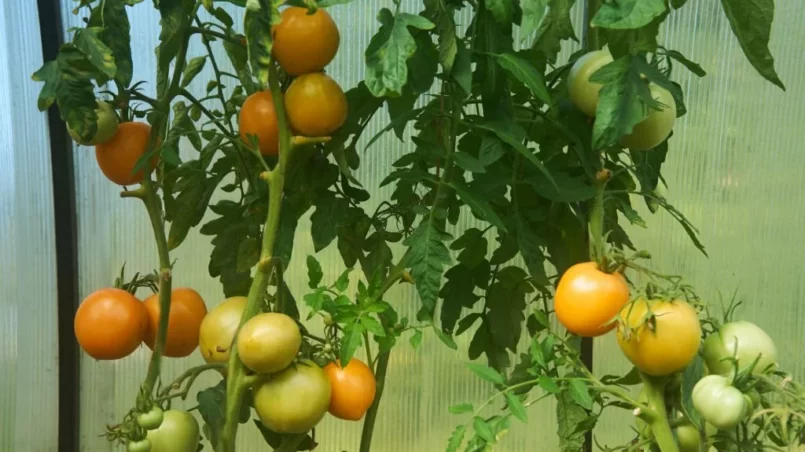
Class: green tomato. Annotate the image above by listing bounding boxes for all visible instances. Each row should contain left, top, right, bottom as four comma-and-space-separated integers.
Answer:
619, 84, 676, 151
676, 422, 700, 452
67, 101, 119, 145
127, 439, 151, 452
692, 375, 750, 430
146, 410, 199, 452
702, 321, 778, 375
568, 49, 614, 117
137, 406, 164, 430
253, 360, 331, 434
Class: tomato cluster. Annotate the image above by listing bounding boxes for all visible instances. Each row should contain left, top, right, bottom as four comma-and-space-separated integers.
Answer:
239, 7, 347, 156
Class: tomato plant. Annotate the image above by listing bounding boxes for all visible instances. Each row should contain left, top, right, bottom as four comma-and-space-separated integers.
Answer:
67, 100, 118, 145
324, 358, 377, 421
34, 0, 802, 450
693, 375, 751, 430
702, 321, 778, 375
137, 406, 164, 431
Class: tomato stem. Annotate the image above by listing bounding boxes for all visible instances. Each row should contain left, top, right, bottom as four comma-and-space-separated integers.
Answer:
585, 0, 603, 52
640, 373, 680, 452
218, 59, 294, 452
135, 21, 192, 398
588, 173, 608, 267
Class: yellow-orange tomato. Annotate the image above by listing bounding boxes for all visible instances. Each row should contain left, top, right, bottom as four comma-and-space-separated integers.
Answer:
237, 312, 301, 374
95, 122, 158, 185
617, 299, 702, 376
144, 288, 208, 358
74, 288, 148, 360
272, 7, 340, 76
323, 358, 376, 421
285, 72, 348, 137
554, 262, 630, 337
239, 91, 279, 156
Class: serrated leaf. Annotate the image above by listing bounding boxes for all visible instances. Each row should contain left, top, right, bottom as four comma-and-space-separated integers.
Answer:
527, 170, 595, 202
310, 197, 350, 251
446, 424, 467, 452
591, 0, 667, 30
520, 0, 548, 39
333, 268, 351, 292
449, 180, 507, 232
403, 220, 452, 314
664, 49, 706, 77
568, 380, 594, 410
494, 53, 552, 106
505, 392, 527, 422
427, 0, 457, 71
453, 152, 486, 173
197, 381, 227, 447
88, 0, 133, 86
73, 28, 117, 79
364, 9, 435, 97
720, 0, 784, 90
449, 403, 474, 414
487, 0, 515, 25
181, 56, 207, 88
244, 0, 276, 88
556, 390, 587, 452
466, 363, 505, 385
532, 0, 577, 64
253, 421, 317, 450
473, 417, 495, 443
591, 56, 652, 149
223, 35, 253, 93
360, 315, 386, 337
435, 327, 458, 350
538, 376, 560, 393
306, 255, 323, 289
469, 118, 556, 187
340, 322, 364, 367
156, 1, 188, 96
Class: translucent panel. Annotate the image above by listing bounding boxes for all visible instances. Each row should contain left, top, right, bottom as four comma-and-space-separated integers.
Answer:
594, 0, 805, 447
65, 0, 805, 451
0, 2, 60, 451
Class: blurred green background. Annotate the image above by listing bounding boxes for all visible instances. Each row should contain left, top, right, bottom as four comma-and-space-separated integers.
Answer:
2, 0, 804, 451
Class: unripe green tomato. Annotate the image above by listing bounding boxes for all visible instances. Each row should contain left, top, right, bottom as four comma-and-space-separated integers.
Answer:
127, 439, 151, 452
702, 321, 778, 375
676, 422, 700, 452
146, 410, 199, 452
692, 375, 749, 430
620, 84, 676, 151
67, 101, 119, 145
137, 406, 164, 430
568, 50, 614, 117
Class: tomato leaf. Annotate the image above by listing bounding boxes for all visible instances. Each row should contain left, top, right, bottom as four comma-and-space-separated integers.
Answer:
487, 0, 515, 25
445, 424, 467, 452
181, 55, 207, 88
360, 315, 386, 337
512, 199, 550, 287
340, 321, 364, 367
664, 49, 706, 77
591, 56, 653, 149
310, 196, 350, 251
631, 144, 667, 212
494, 53, 552, 107
424, 0, 458, 72
466, 363, 505, 385
72, 28, 117, 80
519, 0, 548, 40
448, 403, 474, 414
235, 237, 260, 272
364, 9, 435, 97
474, 6, 513, 118
88, 0, 133, 86
568, 380, 594, 410
591, 0, 667, 30
435, 327, 459, 350
452, 152, 486, 174
403, 220, 453, 315
223, 34, 254, 94
409, 329, 423, 349
306, 255, 323, 289
439, 265, 480, 333
254, 421, 318, 451
473, 417, 495, 443
556, 389, 588, 452
505, 392, 528, 422
156, 1, 189, 97
719, 0, 785, 90
601, 366, 642, 386
243, 0, 277, 89
197, 381, 228, 446
448, 180, 507, 232
532, 0, 577, 64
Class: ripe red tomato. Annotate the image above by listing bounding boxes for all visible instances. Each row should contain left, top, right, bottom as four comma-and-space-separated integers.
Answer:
143, 288, 207, 358
323, 358, 377, 421
74, 288, 148, 360
554, 262, 630, 337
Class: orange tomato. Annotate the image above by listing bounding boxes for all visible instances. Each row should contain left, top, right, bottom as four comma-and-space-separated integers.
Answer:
74, 288, 148, 360
617, 299, 702, 376
272, 7, 340, 76
554, 262, 630, 337
323, 358, 376, 421
143, 288, 208, 358
239, 91, 279, 156
95, 122, 158, 185
284, 72, 347, 137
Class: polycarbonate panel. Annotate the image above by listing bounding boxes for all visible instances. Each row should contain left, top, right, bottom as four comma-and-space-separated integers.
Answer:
66, 0, 805, 451
594, 0, 805, 447
0, 2, 60, 451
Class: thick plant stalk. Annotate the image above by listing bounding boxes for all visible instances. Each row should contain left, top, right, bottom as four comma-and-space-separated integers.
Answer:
641, 374, 680, 452
218, 61, 294, 452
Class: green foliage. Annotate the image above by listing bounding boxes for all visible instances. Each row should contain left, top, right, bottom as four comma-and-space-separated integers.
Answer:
719, 0, 785, 90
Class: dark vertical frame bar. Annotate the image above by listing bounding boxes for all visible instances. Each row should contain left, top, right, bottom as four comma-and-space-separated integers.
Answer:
36, 0, 80, 450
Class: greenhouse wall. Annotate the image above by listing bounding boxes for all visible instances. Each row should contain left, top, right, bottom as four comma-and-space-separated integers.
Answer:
1, 0, 804, 451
